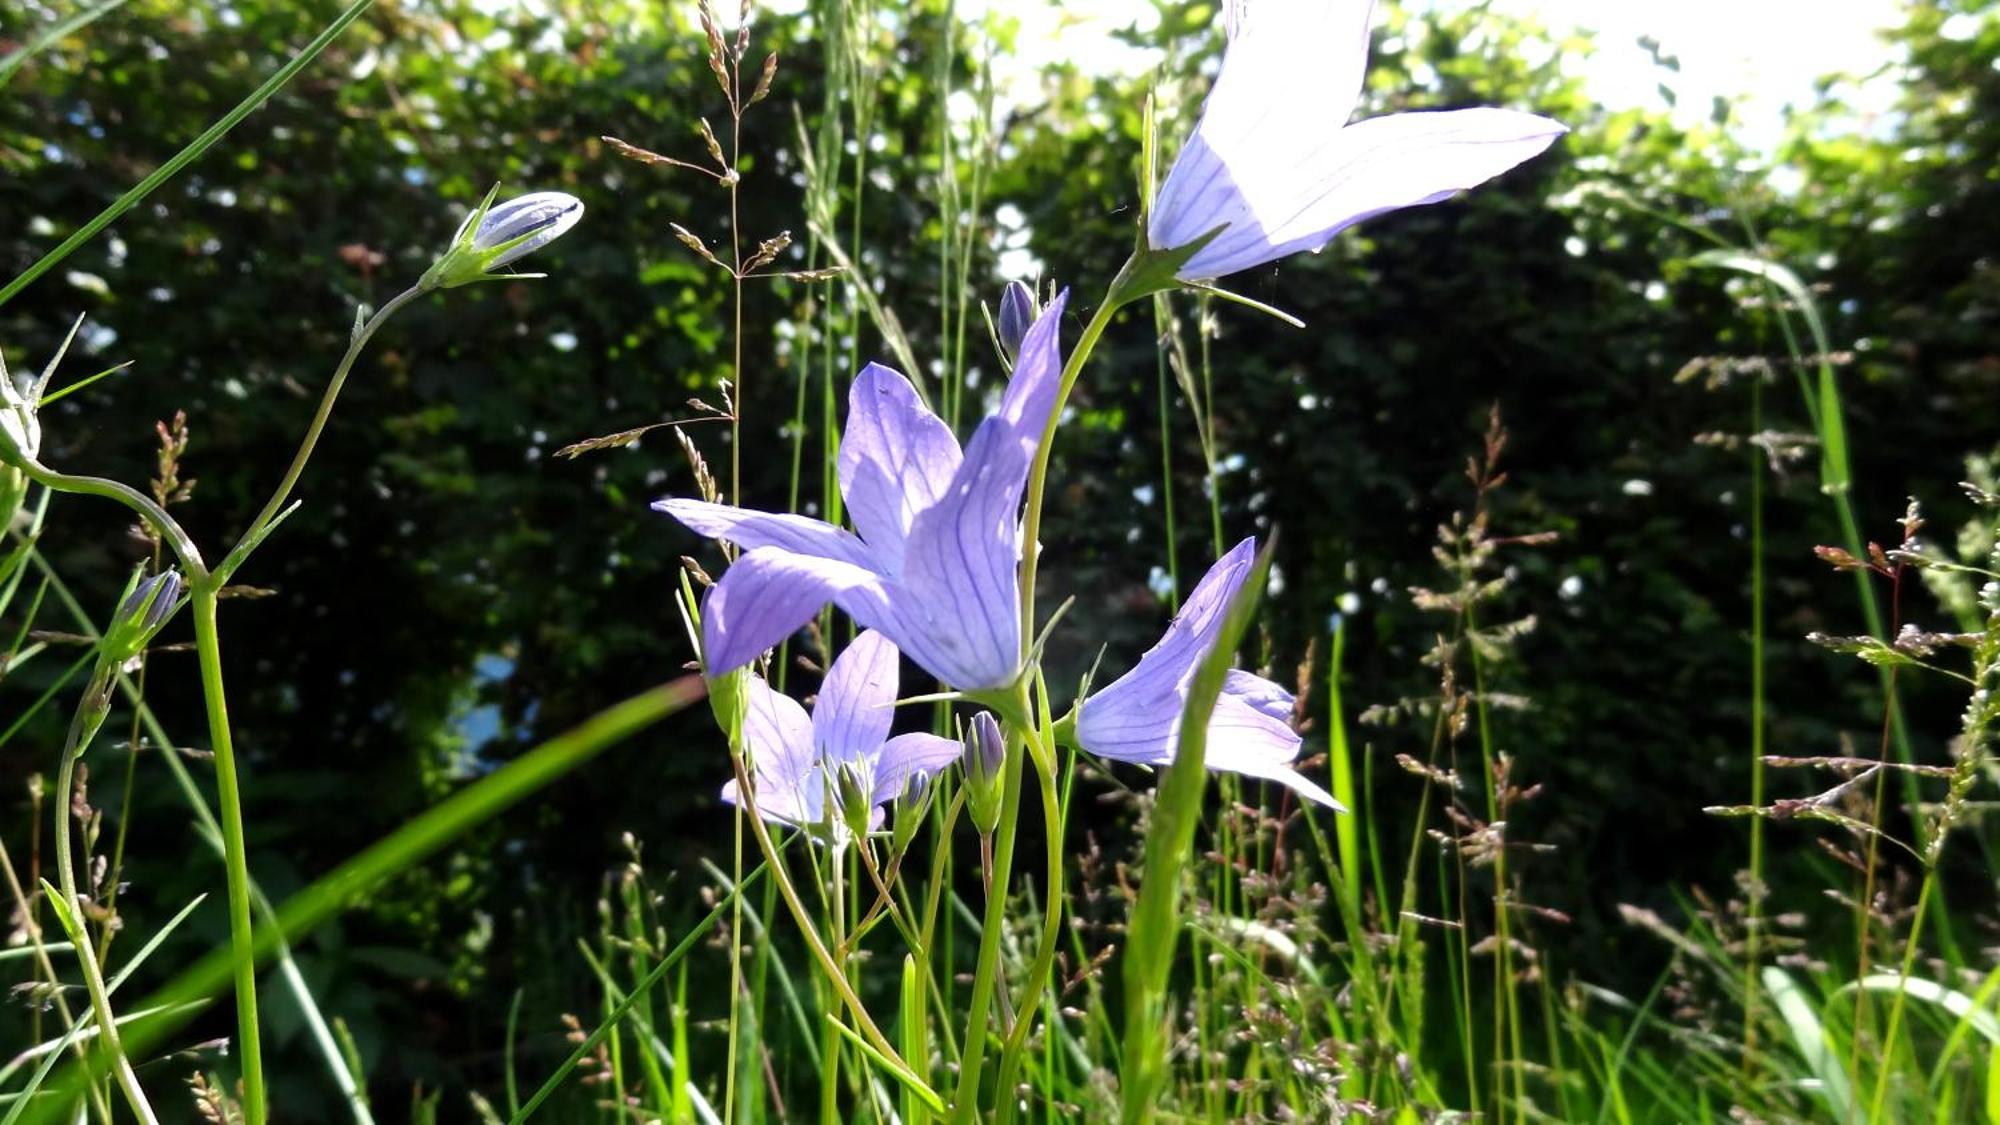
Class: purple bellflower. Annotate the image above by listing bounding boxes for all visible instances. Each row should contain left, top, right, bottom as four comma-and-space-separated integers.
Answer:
657, 292, 1071, 690
1149, 0, 1567, 281
1075, 538, 1341, 809
721, 630, 961, 841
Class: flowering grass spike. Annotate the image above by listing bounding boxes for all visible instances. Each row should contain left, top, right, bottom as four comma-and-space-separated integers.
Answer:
1075, 537, 1342, 808
1149, 0, 1566, 281
658, 292, 1071, 689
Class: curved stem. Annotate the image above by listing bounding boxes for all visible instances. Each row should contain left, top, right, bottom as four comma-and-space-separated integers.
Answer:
190, 580, 265, 1124
53, 665, 160, 1124
18, 463, 205, 579
222, 285, 423, 582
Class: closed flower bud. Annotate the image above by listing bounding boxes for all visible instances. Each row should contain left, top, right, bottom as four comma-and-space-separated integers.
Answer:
963, 711, 1005, 835
833, 760, 876, 843
102, 568, 182, 668
421, 188, 584, 291
0, 350, 47, 469
996, 280, 1037, 361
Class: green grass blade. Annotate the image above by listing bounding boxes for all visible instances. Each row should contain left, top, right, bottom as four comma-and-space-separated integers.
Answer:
0, 0, 378, 311
1763, 966, 1856, 1120
1118, 537, 1276, 1122
0, 0, 132, 88
25, 676, 705, 1121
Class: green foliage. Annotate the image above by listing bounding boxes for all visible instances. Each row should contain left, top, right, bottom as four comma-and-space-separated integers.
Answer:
3, 0, 2000, 1117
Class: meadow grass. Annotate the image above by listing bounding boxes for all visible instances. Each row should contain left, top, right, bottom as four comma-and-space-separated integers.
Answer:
1, 1, 1995, 1122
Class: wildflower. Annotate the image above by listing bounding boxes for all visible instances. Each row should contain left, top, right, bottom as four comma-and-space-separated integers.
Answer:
0, 346, 48, 467
1074, 538, 1341, 808
721, 630, 962, 841
102, 568, 182, 668
421, 188, 585, 290
1149, 0, 1566, 281
961, 711, 1006, 834
996, 280, 1037, 361
657, 292, 1071, 690
0, 347, 49, 527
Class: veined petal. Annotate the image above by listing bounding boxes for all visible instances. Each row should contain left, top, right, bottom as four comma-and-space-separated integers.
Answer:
1205, 689, 1342, 809
870, 732, 963, 805
1152, 1, 1376, 264
1223, 669, 1294, 723
1176, 106, 1567, 278
699, 547, 894, 674
895, 293, 1070, 689
813, 629, 900, 765
838, 364, 964, 570
719, 675, 819, 824
656, 498, 880, 571
1083, 538, 1259, 725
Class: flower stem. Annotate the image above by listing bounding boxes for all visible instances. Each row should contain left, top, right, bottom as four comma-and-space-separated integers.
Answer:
946, 712, 1028, 1123
190, 579, 265, 1124
221, 285, 422, 582
1017, 289, 1126, 647
52, 665, 159, 1125
724, 753, 927, 1089
990, 704, 1062, 1125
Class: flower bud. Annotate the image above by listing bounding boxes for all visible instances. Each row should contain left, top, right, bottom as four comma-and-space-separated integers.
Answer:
963, 711, 1005, 835
102, 568, 181, 668
833, 760, 877, 844
0, 353, 45, 468
890, 770, 933, 852
421, 188, 584, 291
997, 280, 1037, 361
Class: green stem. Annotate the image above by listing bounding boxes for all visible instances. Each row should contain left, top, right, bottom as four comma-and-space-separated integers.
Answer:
221, 285, 422, 582
51, 666, 159, 1124
1017, 292, 1126, 647
947, 716, 1028, 1123
725, 754, 925, 1088
18, 463, 203, 579
190, 581, 264, 1124
991, 690, 1063, 1124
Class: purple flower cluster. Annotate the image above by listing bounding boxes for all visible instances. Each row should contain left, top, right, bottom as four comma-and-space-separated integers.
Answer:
658, 0, 1565, 831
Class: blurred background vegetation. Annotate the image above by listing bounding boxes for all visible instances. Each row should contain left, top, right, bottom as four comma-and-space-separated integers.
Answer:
2, 0, 1996, 1113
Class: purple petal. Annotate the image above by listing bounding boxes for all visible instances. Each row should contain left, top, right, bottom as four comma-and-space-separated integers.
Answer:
476, 191, 585, 267
1073, 536, 1339, 808
1078, 538, 1259, 738
1151, 1, 1374, 265
870, 733, 963, 805
1205, 692, 1342, 809
894, 293, 1070, 689
812, 630, 900, 765
699, 547, 894, 674
1223, 669, 1294, 723
1165, 107, 1567, 279
719, 675, 819, 823
838, 364, 964, 570
656, 498, 880, 571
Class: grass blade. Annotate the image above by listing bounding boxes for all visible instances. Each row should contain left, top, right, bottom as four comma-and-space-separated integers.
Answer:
0, 0, 378, 311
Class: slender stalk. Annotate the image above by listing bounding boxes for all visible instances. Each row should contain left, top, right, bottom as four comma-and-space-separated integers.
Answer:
991, 690, 1063, 1123
189, 581, 264, 1123
1742, 369, 1767, 1075
1017, 294, 1125, 645
946, 716, 1028, 1123
222, 285, 422, 580
724, 755, 924, 1086
50, 667, 158, 1124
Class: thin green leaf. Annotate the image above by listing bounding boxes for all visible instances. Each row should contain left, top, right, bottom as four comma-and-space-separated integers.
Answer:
0, 0, 379, 310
